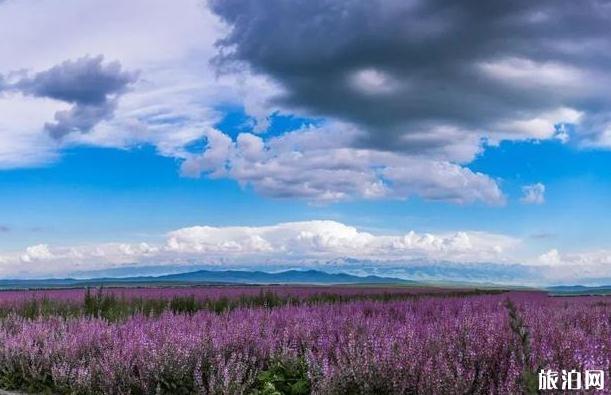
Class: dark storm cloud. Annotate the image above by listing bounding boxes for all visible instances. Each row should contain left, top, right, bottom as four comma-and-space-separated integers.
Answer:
17, 55, 135, 105
43, 100, 118, 139
16, 55, 138, 138
209, 0, 611, 151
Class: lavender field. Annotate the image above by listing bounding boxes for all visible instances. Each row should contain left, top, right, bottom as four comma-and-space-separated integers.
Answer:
0, 287, 607, 394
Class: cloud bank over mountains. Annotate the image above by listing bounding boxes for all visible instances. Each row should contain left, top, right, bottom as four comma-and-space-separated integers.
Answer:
5, 221, 515, 274
0, 220, 608, 285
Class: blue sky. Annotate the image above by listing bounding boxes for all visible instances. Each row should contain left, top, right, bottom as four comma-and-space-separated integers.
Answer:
3, 114, 610, 252
0, 0, 610, 284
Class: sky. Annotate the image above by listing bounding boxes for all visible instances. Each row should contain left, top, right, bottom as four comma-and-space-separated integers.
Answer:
0, 0, 610, 285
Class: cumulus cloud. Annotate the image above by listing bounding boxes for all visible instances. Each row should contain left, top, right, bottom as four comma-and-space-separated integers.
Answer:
165, 220, 518, 263
537, 248, 611, 268
181, 124, 505, 204
13, 55, 138, 138
520, 183, 546, 205
0, 220, 517, 277
20, 244, 54, 262
12, 242, 160, 275
209, 0, 611, 152
1, 221, 608, 285
536, 248, 611, 282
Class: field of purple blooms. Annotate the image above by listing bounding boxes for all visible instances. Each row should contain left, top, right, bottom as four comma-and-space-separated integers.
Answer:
0, 289, 608, 394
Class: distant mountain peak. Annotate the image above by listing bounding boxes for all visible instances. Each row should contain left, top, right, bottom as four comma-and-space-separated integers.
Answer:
0, 269, 417, 289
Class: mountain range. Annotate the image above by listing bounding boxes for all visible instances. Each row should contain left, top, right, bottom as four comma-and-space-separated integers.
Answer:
0, 269, 608, 295
0, 269, 416, 289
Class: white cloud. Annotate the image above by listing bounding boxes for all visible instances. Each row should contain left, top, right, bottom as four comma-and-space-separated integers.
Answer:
6, 242, 160, 276
0, 0, 220, 71
350, 68, 397, 95
537, 248, 611, 267
495, 107, 582, 140
479, 58, 587, 90
537, 249, 560, 266
2, 221, 608, 284
0, 0, 278, 168
181, 124, 505, 204
0, 220, 518, 277
20, 244, 54, 262
0, 92, 66, 168
535, 248, 611, 281
166, 221, 518, 264
520, 183, 546, 205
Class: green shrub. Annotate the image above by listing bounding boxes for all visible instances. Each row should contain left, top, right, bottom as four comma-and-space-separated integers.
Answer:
169, 296, 198, 314
254, 357, 310, 395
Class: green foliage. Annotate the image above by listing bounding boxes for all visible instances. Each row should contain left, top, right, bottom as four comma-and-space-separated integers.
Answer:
169, 295, 198, 314
253, 357, 311, 395
0, 359, 56, 394
209, 296, 231, 313
0, 287, 506, 322
84, 287, 124, 320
